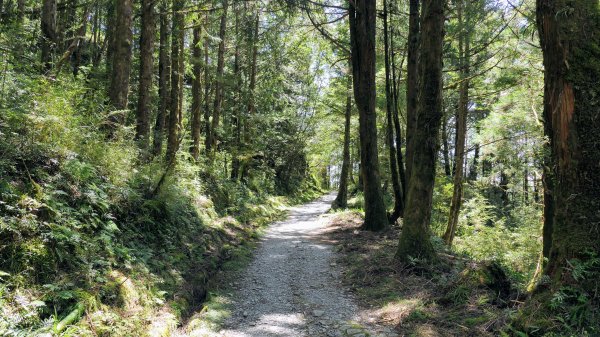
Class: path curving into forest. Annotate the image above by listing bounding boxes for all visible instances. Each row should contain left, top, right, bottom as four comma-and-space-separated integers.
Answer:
209, 193, 396, 337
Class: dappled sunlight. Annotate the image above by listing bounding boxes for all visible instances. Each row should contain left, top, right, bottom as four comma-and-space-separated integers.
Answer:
176, 194, 391, 336
220, 312, 305, 337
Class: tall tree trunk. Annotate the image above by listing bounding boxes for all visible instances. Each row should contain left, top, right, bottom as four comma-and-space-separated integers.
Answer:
190, 15, 202, 161
443, 0, 470, 246
152, 1, 170, 157
390, 25, 407, 199
332, 69, 352, 210
108, 0, 133, 124
520, 0, 600, 328
41, 0, 57, 71
208, 0, 229, 153
231, 5, 241, 179
539, 0, 600, 275
469, 130, 480, 180
104, 1, 115, 75
203, 10, 211, 154
523, 161, 529, 202
241, 10, 259, 180
396, 0, 444, 261
165, 0, 184, 162
404, 0, 420, 190
499, 170, 509, 207
177, 29, 184, 128
384, 0, 404, 223
348, 0, 388, 231
441, 115, 452, 177
135, 0, 154, 155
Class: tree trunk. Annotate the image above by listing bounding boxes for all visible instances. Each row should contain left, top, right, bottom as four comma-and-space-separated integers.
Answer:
165, 0, 184, 162
107, 0, 132, 135
537, 0, 600, 288
332, 70, 352, 210
517, 0, 600, 329
348, 0, 388, 231
203, 10, 211, 154
231, 5, 241, 179
390, 25, 407, 199
443, 0, 469, 246
469, 135, 480, 180
499, 170, 509, 207
384, 0, 404, 224
396, 0, 444, 261
135, 0, 154, 155
208, 0, 229, 153
441, 115, 452, 177
152, 1, 170, 157
190, 16, 202, 161
241, 10, 259, 180
41, 0, 57, 71
404, 0, 420, 190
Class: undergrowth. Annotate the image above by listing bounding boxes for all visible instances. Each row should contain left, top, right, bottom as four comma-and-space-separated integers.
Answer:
0, 73, 323, 336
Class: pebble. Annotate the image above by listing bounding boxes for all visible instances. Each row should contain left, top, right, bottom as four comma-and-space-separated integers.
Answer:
211, 194, 389, 337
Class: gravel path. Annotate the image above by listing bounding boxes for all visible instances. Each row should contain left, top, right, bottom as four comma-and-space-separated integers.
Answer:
212, 193, 397, 337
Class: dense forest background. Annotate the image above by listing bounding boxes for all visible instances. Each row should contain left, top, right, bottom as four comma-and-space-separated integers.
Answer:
0, 0, 598, 335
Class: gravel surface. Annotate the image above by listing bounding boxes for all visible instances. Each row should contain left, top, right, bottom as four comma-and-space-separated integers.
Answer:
212, 193, 397, 337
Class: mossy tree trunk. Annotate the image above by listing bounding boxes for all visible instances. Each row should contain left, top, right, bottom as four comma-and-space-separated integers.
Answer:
152, 0, 170, 157
231, 5, 242, 179
166, 0, 184, 162
396, 0, 444, 261
383, 0, 404, 223
348, 0, 388, 231
208, 0, 229, 153
534, 0, 600, 295
41, 0, 57, 71
135, 0, 154, 156
390, 25, 407, 200
108, 0, 133, 113
332, 69, 353, 210
404, 0, 420, 190
190, 15, 203, 162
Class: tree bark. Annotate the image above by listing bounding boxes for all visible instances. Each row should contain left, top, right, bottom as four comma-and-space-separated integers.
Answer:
404, 0, 420, 190
203, 11, 211, 154
443, 0, 470, 246
165, 0, 184, 162
396, 0, 444, 261
231, 5, 241, 179
208, 0, 229, 153
152, 1, 170, 157
390, 25, 407, 199
332, 69, 352, 210
41, 0, 57, 71
348, 0, 388, 231
135, 0, 154, 155
384, 0, 404, 223
190, 15, 203, 161
534, 0, 600, 294
441, 115, 452, 177
108, 0, 132, 113
241, 10, 259, 180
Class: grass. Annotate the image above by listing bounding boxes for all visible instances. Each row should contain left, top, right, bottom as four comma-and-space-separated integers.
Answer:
321, 210, 519, 337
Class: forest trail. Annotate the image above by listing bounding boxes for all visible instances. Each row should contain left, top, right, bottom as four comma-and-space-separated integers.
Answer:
187, 193, 396, 337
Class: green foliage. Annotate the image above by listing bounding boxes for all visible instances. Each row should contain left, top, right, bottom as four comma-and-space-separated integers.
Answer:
0, 66, 319, 334
508, 252, 600, 336
546, 253, 600, 334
